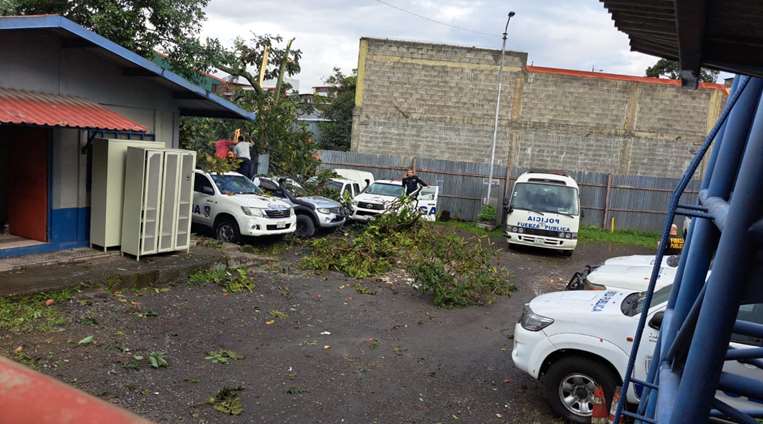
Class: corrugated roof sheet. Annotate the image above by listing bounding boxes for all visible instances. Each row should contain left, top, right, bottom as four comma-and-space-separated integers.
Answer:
0, 88, 146, 131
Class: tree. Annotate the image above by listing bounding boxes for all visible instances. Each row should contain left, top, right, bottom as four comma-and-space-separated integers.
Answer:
1, 0, 213, 79
316, 68, 356, 151
646, 58, 719, 83
181, 34, 319, 180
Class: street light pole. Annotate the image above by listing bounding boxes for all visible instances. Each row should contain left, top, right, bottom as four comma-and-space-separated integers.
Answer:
485, 11, 516, 207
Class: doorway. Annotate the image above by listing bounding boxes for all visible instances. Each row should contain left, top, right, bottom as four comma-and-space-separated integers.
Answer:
0, 125, 49, 250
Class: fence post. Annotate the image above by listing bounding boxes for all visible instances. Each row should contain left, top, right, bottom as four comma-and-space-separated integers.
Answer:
602, 173, 613, 228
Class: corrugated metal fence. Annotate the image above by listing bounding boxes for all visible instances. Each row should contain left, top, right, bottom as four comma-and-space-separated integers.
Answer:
318, 150, 698, 232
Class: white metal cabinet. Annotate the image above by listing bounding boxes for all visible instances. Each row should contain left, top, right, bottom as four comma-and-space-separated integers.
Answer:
90, 139, 163, 250
121, 147, 195, 260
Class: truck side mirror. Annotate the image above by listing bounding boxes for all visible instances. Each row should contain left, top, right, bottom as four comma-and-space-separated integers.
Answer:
649, 311, 664, 330
202, 186, 214, 196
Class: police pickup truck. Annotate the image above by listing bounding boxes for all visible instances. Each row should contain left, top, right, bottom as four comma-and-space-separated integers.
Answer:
192, 170, 295, 243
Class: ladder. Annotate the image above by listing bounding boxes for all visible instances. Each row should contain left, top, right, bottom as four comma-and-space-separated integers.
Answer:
615, 75, 763, 423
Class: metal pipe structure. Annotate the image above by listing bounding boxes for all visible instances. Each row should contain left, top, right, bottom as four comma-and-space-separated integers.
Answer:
485, 11, 515, 206
614, 75, 763, 423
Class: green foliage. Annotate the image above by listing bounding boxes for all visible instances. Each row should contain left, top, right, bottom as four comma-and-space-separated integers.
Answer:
410, 232, 513, 307
208, 386, 244, 415
316, 68, 357, 151
302, 198, 513, 307
269, 310, 288, 320
206, 349, 244, 365
645, 58, 719, 83
188, 264, 254, 293
2, 0, 213, 79
198, 152, 241, 175
148, 351, 169, 368
578, 226, 660, 249
0, 288, 75, 333
478, 205, 497, 222
302, 169, 342, 200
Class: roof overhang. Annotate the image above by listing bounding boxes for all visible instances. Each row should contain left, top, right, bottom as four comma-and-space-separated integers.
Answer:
0, 15, 255, 121
0, 87, 146, 131
601, 0, 762, 88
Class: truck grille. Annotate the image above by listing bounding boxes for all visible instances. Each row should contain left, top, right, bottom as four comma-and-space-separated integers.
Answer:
357, 202, 384, 210
265, 209, 291, 218
266, 223, 291, 230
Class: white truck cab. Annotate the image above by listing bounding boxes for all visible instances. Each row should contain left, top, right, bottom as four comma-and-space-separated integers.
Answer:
505, 172, 581, 254
192, 170, 296, 243
512, 284, 763, 422
332, 168, 374, 191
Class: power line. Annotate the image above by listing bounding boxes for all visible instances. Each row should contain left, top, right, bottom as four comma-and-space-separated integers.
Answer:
373, 0, 497, 38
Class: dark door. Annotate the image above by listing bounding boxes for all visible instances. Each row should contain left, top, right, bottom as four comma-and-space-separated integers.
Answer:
4, 126, 49, 242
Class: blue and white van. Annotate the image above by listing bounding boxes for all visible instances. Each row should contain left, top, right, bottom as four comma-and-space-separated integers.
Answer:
504, 171, 580, 254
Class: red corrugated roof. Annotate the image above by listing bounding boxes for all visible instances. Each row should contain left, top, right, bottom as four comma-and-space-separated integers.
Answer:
527, 66, 728, 93
0, 88, 146, 132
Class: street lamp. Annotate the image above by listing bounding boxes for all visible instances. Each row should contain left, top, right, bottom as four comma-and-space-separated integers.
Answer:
485, 11, 516, 207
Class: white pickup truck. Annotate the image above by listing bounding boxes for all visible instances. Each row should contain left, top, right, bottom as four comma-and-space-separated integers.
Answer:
512, 283, 763, 422
350, 180, 439, 222
192, 170, 295, 243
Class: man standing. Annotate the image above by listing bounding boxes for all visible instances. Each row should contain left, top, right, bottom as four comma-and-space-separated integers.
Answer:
213, 129, 241, 159
402, 168, 427, 196
234, 136, 253, 179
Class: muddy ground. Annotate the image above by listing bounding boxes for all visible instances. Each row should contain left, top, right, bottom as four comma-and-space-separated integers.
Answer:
1, 236, 649, 423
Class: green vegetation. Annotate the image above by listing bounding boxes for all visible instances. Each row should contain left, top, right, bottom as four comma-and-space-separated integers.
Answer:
436, 220, 503, 237
302, 198, 514, 307
188, 264, 254, 293
478, 205, 497, 222
148, 352, 169, 369
578, 226, 660, 249
206, 350, 245, 365
0, 288, 77, 333
208, 386, 244, 415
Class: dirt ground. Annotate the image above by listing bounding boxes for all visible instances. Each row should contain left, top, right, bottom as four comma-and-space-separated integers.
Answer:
1, 236, 650, 423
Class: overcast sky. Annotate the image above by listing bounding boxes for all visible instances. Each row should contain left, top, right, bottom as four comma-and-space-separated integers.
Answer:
201, 0, 660, 93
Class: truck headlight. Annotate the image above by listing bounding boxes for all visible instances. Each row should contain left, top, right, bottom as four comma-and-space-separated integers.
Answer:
520, 305, 554, 331
317, 208, 331, 214
241, 207, 264, 217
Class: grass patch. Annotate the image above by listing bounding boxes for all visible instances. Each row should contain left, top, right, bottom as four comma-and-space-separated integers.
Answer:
302, 198, 514, 307
188, 264, 254, 293
578, 226, 659, 249
435, 220, 502, 237
0, 288, 77, 334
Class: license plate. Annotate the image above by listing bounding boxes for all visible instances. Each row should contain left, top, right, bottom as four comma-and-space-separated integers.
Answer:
277, 223, 286, 229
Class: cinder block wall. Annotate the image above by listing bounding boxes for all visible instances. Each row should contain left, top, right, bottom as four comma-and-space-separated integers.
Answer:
352, 38, 726, 178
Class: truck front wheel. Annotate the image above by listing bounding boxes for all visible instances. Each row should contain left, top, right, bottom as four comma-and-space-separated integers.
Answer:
215, 217, 241, 244
296, 214, 316, 238
542, 356, 619, 423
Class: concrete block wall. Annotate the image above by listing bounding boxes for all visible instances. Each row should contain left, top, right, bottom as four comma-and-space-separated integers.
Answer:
352, 38, 727, 178
352, 38, 527, 165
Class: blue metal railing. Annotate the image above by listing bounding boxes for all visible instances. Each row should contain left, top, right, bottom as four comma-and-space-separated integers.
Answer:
615, 75, 763, 423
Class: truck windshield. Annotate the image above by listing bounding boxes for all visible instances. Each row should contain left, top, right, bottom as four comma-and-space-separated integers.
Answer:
510, 183, 579, 216
211, 174, 261, 195
622, 284, 673, 316
365, 183, 404, 197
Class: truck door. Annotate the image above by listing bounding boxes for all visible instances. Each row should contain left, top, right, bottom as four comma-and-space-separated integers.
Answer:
192, 174, 216, 228
417, 186, 440, 222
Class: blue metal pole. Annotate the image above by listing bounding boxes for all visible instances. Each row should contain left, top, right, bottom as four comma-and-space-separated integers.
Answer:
660, 77, 762, 366
613, 76, 752, 423
669, 78, 763, 423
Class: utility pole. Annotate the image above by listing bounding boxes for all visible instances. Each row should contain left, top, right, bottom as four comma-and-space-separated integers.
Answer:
485, 11, 516, 207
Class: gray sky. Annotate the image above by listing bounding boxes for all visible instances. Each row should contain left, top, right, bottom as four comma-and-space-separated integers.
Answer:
201, 0, 659, 93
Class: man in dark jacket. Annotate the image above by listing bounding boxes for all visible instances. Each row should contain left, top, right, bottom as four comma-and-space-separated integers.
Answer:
402, 168, 427, 196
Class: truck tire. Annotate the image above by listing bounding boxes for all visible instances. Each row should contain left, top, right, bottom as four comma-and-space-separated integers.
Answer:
542, 355, 619, 423
296, 214, 316, 238
214, 217, 241, 244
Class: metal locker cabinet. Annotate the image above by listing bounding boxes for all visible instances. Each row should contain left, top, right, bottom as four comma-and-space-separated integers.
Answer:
90, 139, 163, 250
158, 151, 181, 253
174, 150, 196, 251
121, 147, 165, 260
